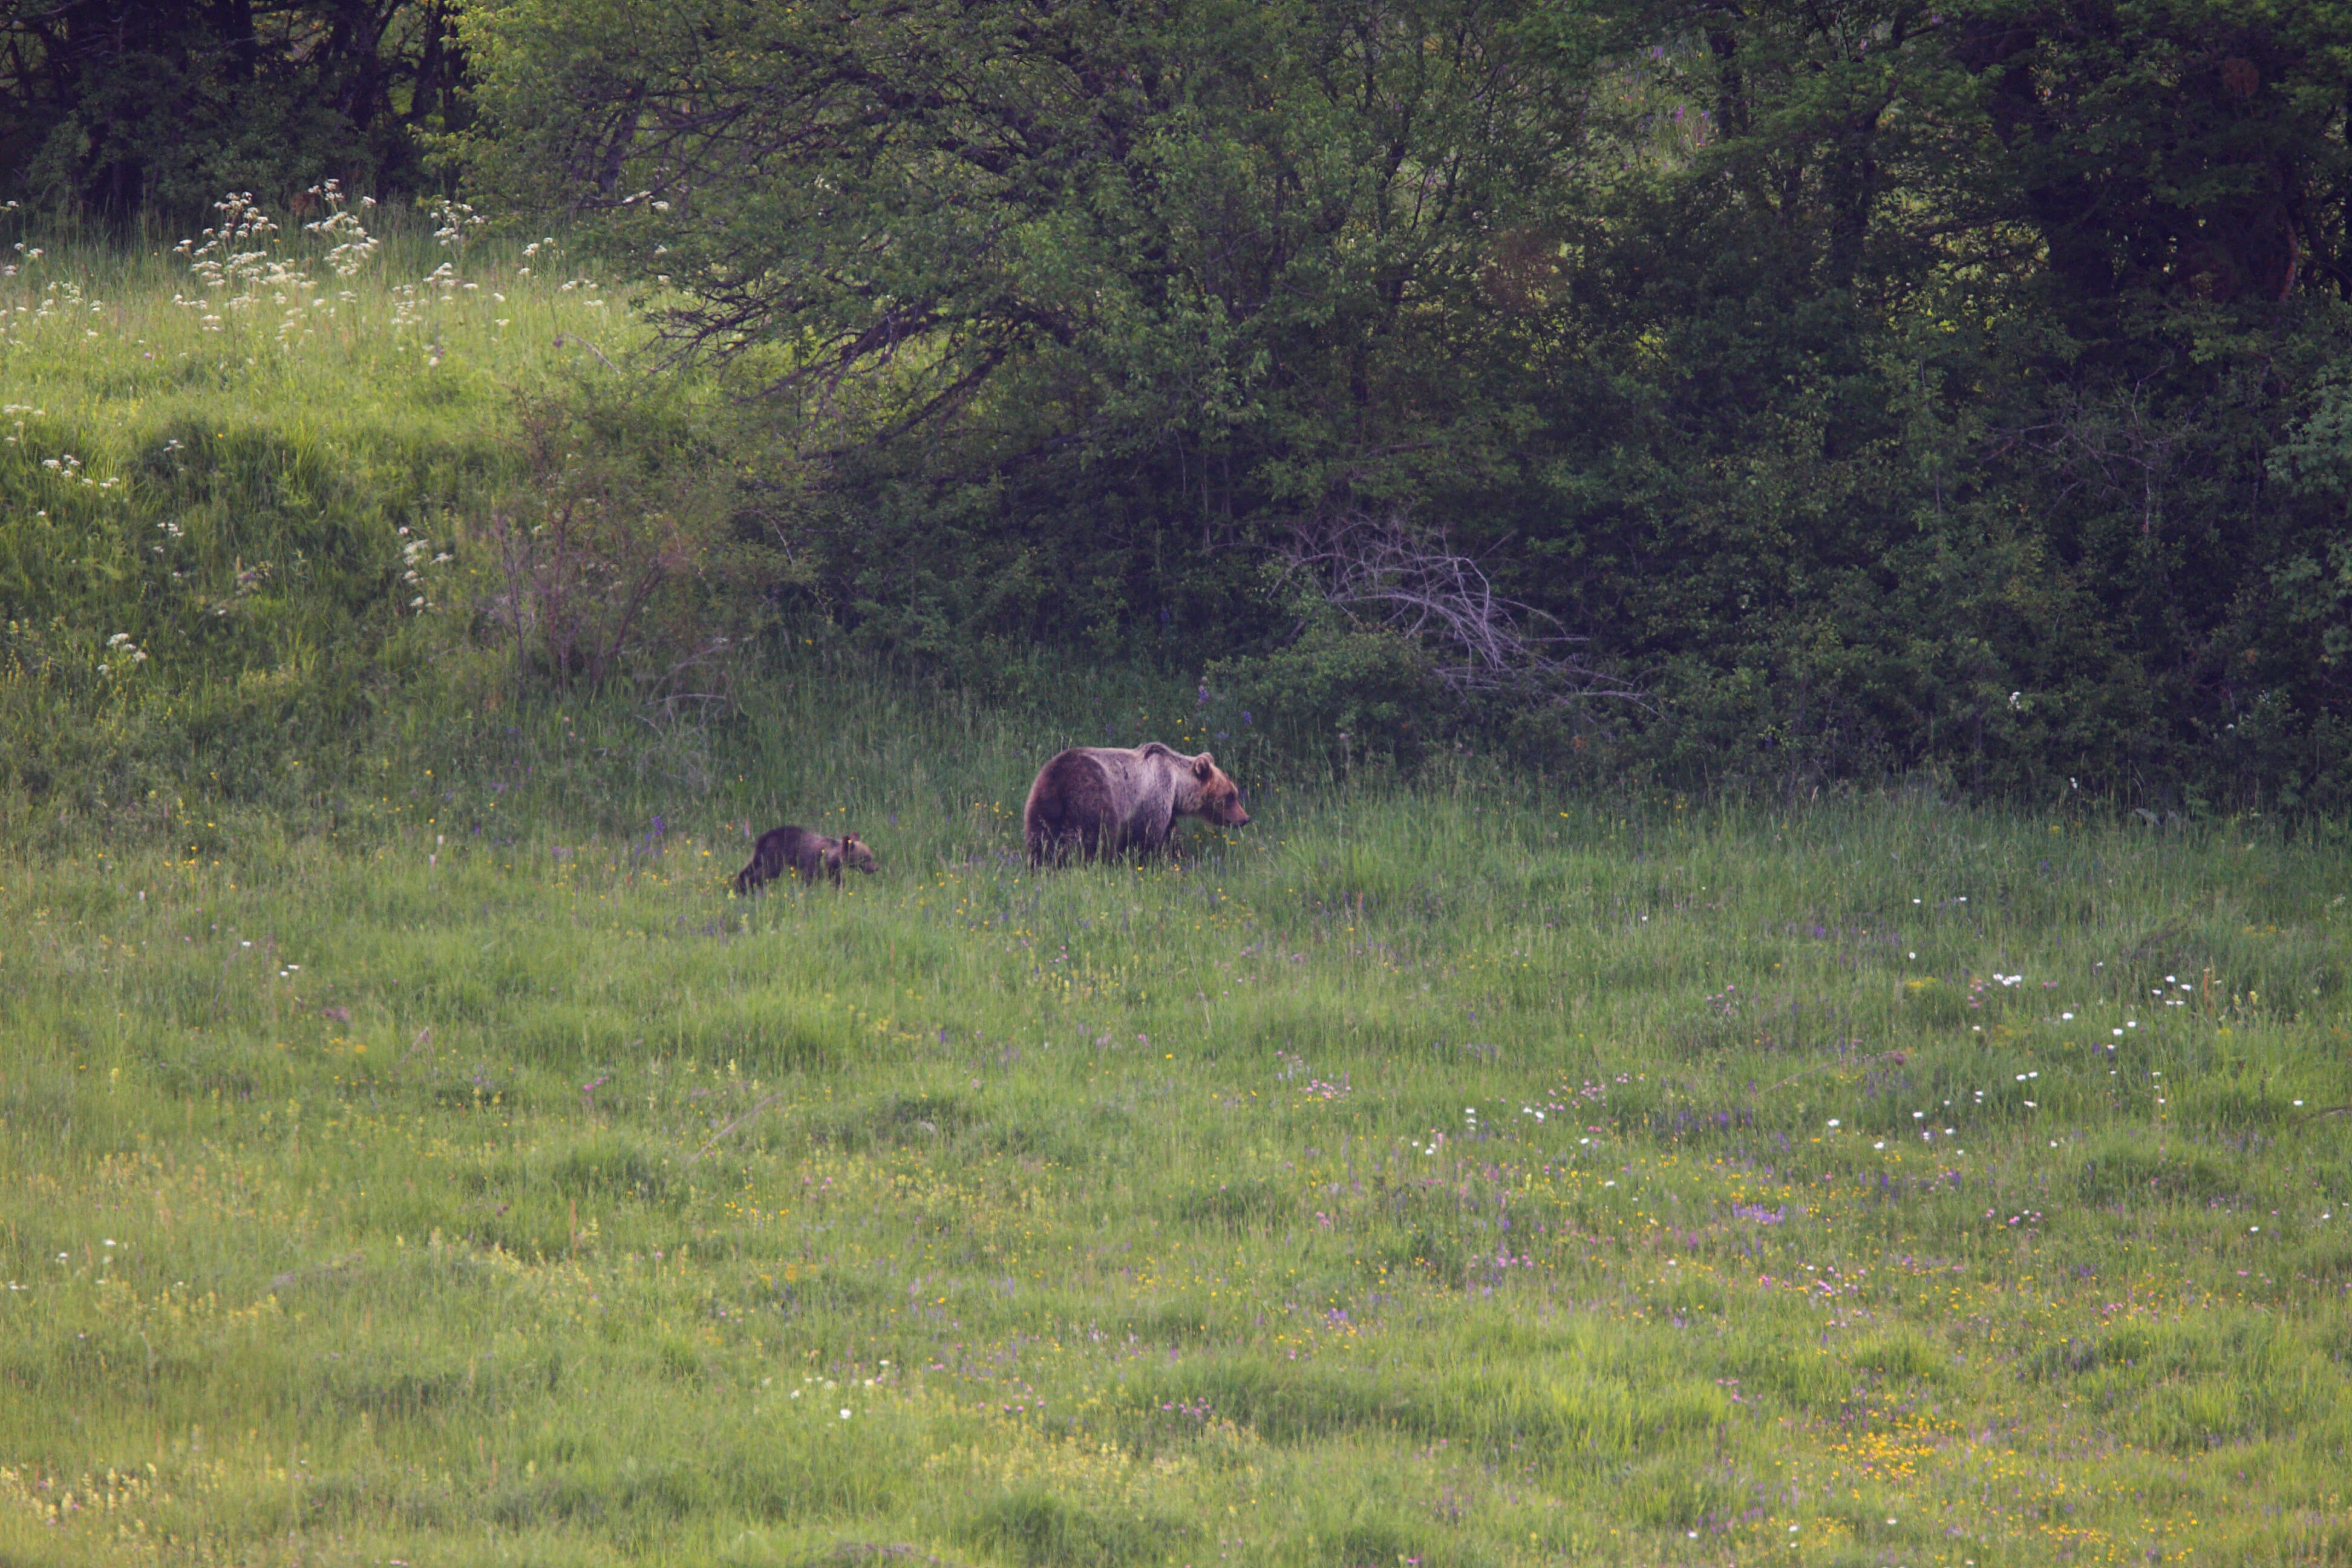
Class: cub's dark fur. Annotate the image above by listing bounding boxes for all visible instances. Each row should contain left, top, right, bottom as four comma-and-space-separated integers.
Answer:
734, 826, 879, 893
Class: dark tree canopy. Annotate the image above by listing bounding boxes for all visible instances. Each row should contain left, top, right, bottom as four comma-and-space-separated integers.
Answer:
0, 0, 468, 215
449, 0, 2352, 805
14, 0, 2351, 808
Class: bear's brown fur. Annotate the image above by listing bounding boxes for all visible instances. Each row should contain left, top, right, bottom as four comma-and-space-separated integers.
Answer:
1024, 743, 1249, 866
734, 825, 880, 893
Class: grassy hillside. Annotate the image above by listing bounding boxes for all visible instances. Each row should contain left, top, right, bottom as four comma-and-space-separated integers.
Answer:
0, 198, 658, 838
3, 697, 2348, 1566
4, 213, 2350, 1568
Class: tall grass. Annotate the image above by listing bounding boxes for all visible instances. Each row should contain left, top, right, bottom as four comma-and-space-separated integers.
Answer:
1, 197, 1305, 849
1, 195, 656, 842
3, 675, 2347, 1564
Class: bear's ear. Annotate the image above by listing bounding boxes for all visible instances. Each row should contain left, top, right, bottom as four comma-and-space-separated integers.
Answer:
1192, 753, 1216, 779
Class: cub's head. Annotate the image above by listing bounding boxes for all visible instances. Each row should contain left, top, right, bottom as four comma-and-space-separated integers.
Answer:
839, 834, 880, 875
1189, 753, 1250, 828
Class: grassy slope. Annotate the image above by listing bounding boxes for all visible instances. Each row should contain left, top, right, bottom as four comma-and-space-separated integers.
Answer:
2, 713, 2348, 1567
0, 211, 644, 835
4, 222, 2350, 1568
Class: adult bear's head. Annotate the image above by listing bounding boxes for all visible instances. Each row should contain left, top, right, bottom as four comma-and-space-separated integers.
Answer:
1189, 752, 1250, 828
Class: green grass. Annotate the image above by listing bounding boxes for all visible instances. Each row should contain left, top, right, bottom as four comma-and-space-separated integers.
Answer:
3, 684, 2348, 1566
1, 200, 660, 834
6, 206, 2351, 1568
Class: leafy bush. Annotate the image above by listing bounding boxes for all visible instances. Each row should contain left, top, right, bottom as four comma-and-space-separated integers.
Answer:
475, 387, 799, 704
1205, 607, 1448, 774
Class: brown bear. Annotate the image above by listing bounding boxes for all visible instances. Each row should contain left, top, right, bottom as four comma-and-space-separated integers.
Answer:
734, 825, 880, 894
1024, 743, 1249, 866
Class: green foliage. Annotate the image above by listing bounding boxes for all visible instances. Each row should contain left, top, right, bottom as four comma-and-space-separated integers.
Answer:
480, 385, 799, 699
0, 2, 469, 217
19, 2, 2352, 806
454, 0, 1609, 708
437, 0, 2352, 811
22, 0, 2352, 809
1205, 596, 1448, 773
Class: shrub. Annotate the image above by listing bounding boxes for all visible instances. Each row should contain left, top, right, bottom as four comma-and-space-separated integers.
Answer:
476, 387, 800, 705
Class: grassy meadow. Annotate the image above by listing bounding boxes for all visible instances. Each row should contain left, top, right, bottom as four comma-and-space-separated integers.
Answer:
4, 689, 2350, 1567
0, 192, 677, 841
5, 201, 2352, 1568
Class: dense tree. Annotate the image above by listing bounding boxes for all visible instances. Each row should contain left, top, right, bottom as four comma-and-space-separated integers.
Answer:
1504, 0, 2352, 803
0, 0, 469, 214
456, 0, 1661, 751
24, 0, 2343, 806
448, 0, 2352, 806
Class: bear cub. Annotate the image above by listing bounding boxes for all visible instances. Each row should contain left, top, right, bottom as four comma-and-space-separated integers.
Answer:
734, 825, 880, 894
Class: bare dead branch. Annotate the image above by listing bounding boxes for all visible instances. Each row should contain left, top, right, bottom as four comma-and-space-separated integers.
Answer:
1990, 379, 2187, 535
1279, 506, 1650, 710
